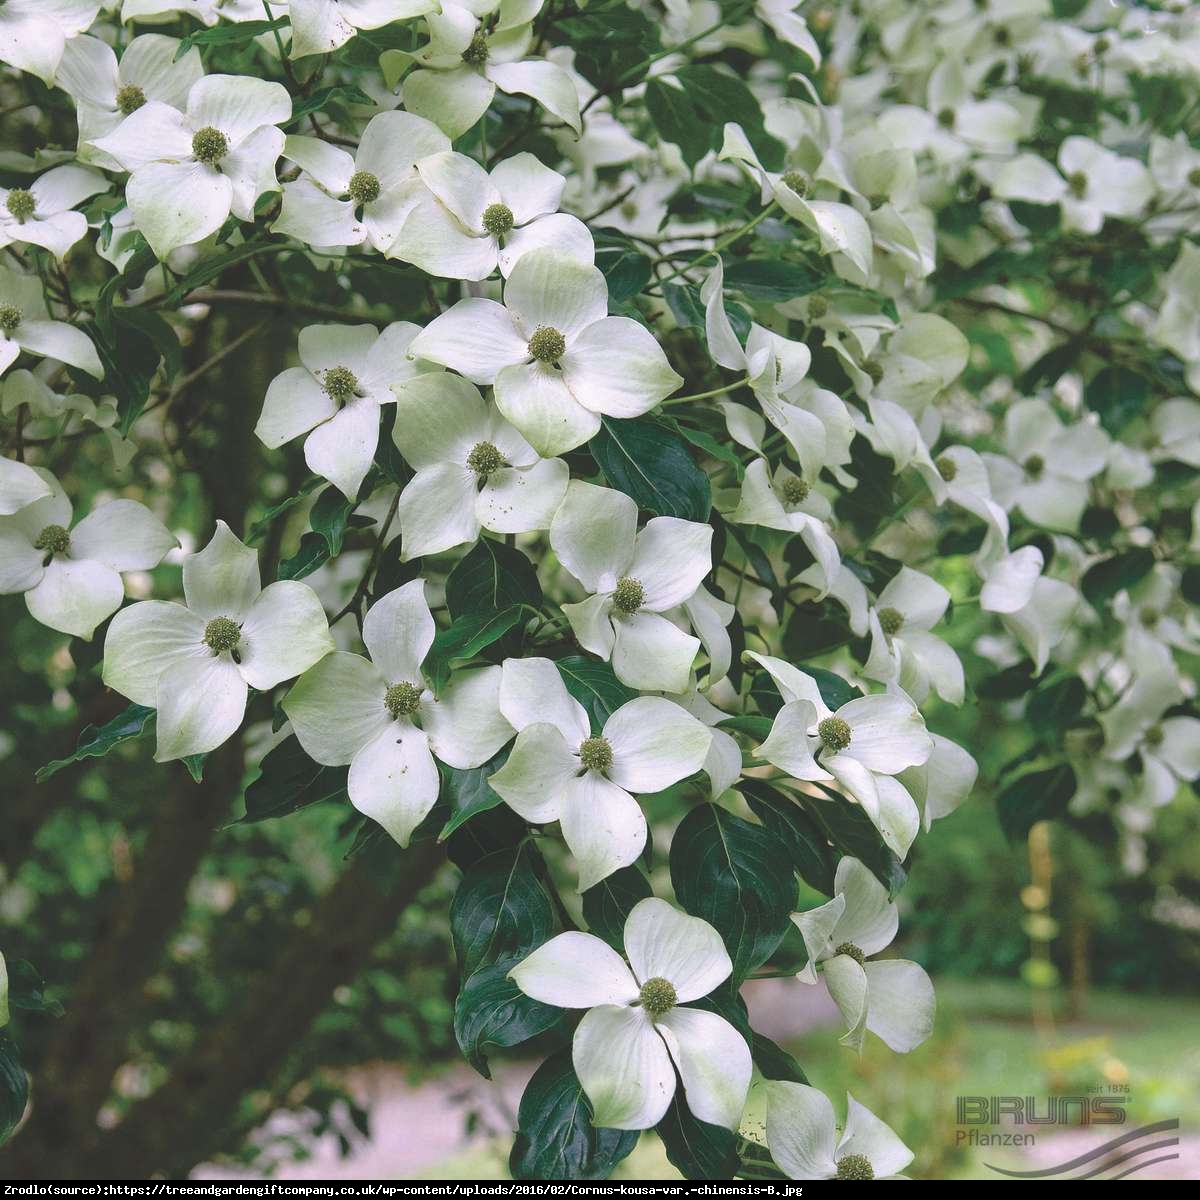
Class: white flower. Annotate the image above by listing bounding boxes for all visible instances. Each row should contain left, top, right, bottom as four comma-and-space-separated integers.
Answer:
793, 857, 934, 1053
120, 0, 287, 26
283, 579, 513, 848
0, 468, 176, 639
862, 567, 963, 706
898, 733, 978, 831
272, 112, 450, 253
394, 1, 581, 142
978, 546, 1079, 674
0, 454, 52, 516
0, 165, 109, 260
489, 657, 711, 889
391, 150, 593, 280
748, 653, 932, 857
92, 74, 292, 258
1, 265, 103, 380
103, 522, 333, 762
0, 0, 100, 86
1151, 242, 1200, 373
390, 373, 568, 558
760, 1083, 913, 1180
1058, 136, 1153, 235
510, 897, 751, 1130
550, 481, 712, 694
408, 248, 682, 457
56, 33, 203, 170
289, 0, 436, 59
255, 321, 433, 500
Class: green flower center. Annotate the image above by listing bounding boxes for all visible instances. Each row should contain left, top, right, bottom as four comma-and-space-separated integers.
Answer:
192, 125, 229, 166
482, 203, 514, 237
1067, 170, 1088, 198
878, 606, 904, 636
467, 441, 504, 477
33, 524, 70, 555
528, 325, 566, 364
322, 365, 359, 405
993, 25, 1011, 45
637, 976, 677, 1017
347, 170, 381, 206
834, 941, 866, 966
1188, 167, 1200, 188
782, 170, 809, 197
1144, 724, 1164, 748
1093, 36, 1110, 55
1139, 606, 1159, 628
864, 360, 884, 385
937, 107, 956, 129
818, 716, 852, 753
1024, 454, 1045, 479
385, 681, 423, 719
836, 1153, 875, 1180
579, 736, 613, 773
782, 477, 810, 505
0, 303, 21, 334
203, 616, 241, 654
612, 576, 644, 615
936, 453, 958, 482
462, 30, 490, 66
116, 84, 146, 115
5, 188, 35, 223
808, 295, 828, 319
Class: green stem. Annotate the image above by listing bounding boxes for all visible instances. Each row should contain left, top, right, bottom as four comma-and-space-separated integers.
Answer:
646, 202, 778, 294
660, 379, 743, 407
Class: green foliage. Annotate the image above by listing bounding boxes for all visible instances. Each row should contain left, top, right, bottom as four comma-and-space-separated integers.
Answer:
590, 417, 712, 520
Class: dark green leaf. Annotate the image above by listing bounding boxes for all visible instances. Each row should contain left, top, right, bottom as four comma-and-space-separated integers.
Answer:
239, 735, 348, 823
977, 661, 1037, 701
288, 84, 375, 126
182, 753, 206, 783
645, 78, 710, 167
656, 1090, 740, 1180
1086, 365, 1148, 434
674, 65, 784, 171
246, 477, 322, 543
309, 485, 356, 555
277, 530, 330, 581
997, 763, 1077, 842
5, 960, 63, 1019
37, 703, 155, 781
1027, 675, 1087, 733
177, 17, 288, 57
595, 233, 652, 303
591, 416, 711, 520
581, 864, 652, 949
439, 750, 508, 840
1081, 548, 1155, 609
445, 538, 542, 619
556, 656, 637, 736
424, 606, 523, 694
803, 666, 858, 711
751, 1032, 808, 1084
0, 1033, 27, 1148
722, 258, 827, 302
803, 786, 907, 897
740, 779, 837, 897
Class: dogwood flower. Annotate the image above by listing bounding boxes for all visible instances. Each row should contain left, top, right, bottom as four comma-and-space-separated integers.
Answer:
1, 456, 52, 517
255, 322, 434, 500
510, 897, 751, 1130
1058, 136, 1153, 234
0, 468, 175, 639
0, 0, 100, 86
92, 74, 292, 258
760, 1083, 913, 1180
391, 150, 593, 280
103, 522, 333, 762
408, 249, 682, 456
394, 1, 581, 141
550, 481, 711, 694
0, 166, 109, 260
289, 0, 436, 59
793, 857, 934, 1054
862, 567, 963, 706
56, 34, 203, 170
1, 265, 103, 380
898, 734, 978, 831
273, 112, 450, 253
978, 546, 1079, 674
283, 580, 513, 847
489, 657, 711, 888
390, 373, 568, 558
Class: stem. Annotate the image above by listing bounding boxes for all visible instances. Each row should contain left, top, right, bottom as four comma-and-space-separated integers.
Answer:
660, 379, 743, 407
645, 202, 778, 294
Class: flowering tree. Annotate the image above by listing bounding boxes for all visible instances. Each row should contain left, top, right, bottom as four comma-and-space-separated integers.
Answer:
2, 0, 1198, 1182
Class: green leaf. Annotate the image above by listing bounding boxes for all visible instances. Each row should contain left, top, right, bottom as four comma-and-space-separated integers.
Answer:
591, 416, 711, 520
594, 233, 652, 303
675, 64, 784, 171
92, 281, 168, 434
288, 84, 375, 126
645, 78, 711, 167
803, 666, 858, 711
1080, 548, 1155, 609
716, 714, 774, 740
722, 258, 827, 302
550, 0, 662, 90
656, 1092, 740, 1180
182, 753, 206, 783
1086, 365, 1148, 434
162, 242, 281, 306
309, 485, 356, 555
438, 750, 508, 840
246, 477, 322, 543
751, 1031, 809, 1084
239, 735, 348, 824
454, 960, 567, 1078
669, 804, 796, 983
581, 864, 652, 949
1027, 675, 1087, 734
37, 703, 155, 781
177, 17, 288, 57
740, 779, 837, 897
450, 842, 560, 980
556, 656, 637, 736
277, 531, 330, 581
445, 537, 542, 619
510, 1049, 639, 1181
997, 763, 1077, 842
424, 606, 523, 694
803, 786, 907, 898
0, 1033, 27, 1148
5, 960, 63, 1019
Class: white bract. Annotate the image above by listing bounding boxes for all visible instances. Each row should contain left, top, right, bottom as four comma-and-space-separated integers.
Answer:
0, 455, 52, 516
283, 580, 513, 848
0, 265, 103, 380
408, 249, 682, 456
488, 657, 711, 889
0, 166, 109, 260
103, 522, 333, 762
0, 0, 100, 86
510, 897, 751, 1130
289, 0, 437, 59
0, 468, 175, 639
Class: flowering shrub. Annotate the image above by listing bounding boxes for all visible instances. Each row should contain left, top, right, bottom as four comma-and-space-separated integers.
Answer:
2, 0, 1198, 1181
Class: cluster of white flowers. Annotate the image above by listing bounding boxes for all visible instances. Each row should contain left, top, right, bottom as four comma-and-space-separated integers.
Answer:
2, 0, 1197, 1181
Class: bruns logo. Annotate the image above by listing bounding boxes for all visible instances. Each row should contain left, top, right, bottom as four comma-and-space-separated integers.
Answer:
956, 1095, 1128, 1125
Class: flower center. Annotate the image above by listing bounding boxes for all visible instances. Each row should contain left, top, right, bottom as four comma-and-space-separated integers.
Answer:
116, 84, 146, 115
937, 106, 957, 129
863, 360, 884, 385
936, 453, 958, 482
0, 303, 21, 334
1067, 170, 1088, 198
612, 576, 644, 615
322, 365, 359, 405
385, 681, 423, 719
807, 295, 828, 319
347, 170, 381, 206
836, 1153, 875, 1180
528, 325, 566, 364
461, 30, 490, 66
203, 615, 241, 654
818, 716, 852, 752
1139, 606, 1159, 628
482, 202, 514, 237
1144, 724, 1164, 748
781, 477, 810, 505
834, 941, 866, 966
34, 524, 70, 555
192, 125, 229, 166
467, 441, 504, 477
1188, 167, 1200, 188
1024, 453, 1045, 479
578, 736, 613, 773
5, 188, 35, 223
878, 606, 904, 636
637, 976, 677, 1017
782, 170, 809, 197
